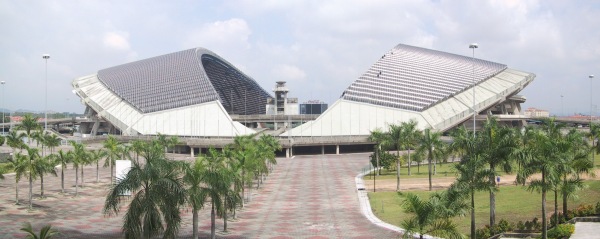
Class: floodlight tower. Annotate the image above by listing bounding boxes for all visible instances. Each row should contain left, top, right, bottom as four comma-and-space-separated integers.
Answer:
469, 43, 478, 137
589, 75, 594, 123
43, 54, 50, 132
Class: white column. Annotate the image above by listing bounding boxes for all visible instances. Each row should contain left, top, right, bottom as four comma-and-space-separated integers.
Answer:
190, 147, 195, 158
336, 145, 340, 155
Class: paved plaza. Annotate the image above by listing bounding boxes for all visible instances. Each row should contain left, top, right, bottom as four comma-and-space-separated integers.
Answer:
0, 152, 400, 238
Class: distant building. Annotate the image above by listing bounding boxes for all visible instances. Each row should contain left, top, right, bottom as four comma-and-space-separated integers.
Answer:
265, 81, 298, 115
524, 107, 550, 118
300, 100, 328, 114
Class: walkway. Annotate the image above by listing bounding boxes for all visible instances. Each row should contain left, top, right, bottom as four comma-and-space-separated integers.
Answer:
0, 152, 399, 238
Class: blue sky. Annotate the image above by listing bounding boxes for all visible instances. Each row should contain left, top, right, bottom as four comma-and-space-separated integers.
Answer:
1, 0, 599, 116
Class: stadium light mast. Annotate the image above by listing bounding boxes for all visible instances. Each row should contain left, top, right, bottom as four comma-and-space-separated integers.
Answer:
589, 75, 594, 123
43, 54, 50, 132
561, 95, 564, 117
469, 43, 478, 137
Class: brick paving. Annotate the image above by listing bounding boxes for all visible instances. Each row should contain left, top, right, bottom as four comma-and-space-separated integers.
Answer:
0, 151, 399, 238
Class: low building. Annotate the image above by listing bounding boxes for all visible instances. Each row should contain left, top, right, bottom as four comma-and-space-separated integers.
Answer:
524, 107, 550, 118
300, 101, 328, 114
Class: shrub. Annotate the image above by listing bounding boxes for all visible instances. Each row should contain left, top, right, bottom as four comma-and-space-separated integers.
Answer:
475, 226, 491, 239
516, 220, 525, 231
546, 223, 574, 239
596, 202, 600, 215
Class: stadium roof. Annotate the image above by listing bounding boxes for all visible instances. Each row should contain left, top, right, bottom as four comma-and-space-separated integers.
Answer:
342, 44, 507, 112
97, 48, 271, 114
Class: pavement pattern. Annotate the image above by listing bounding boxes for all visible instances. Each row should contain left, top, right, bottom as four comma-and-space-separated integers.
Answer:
0, 152, 400, 238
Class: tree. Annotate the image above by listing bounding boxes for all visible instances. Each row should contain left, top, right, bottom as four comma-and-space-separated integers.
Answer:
368, 129, 388, 176
401, 193, 464, 239
20, 222, 59, 239
417, 128, 444, 191
589, 122, 600, 165
23, 147, 41, 210
52, 150, 71, 194
558, 129, 594, 220
479, 118, 517, 227
87, 149, 106, 183
35, 154, 57, 198
70, 142, 88, 196
17, 114, 41, 146
44, 133, 61, 155
230, 135, 258, 206
516, 126, 562, 239
7, 153, 28, 204
388, 124, 404, 191
104, 140, 186, 238
103, 135, 120, 185
193, 148, 236, 239
401, 120, 420, 176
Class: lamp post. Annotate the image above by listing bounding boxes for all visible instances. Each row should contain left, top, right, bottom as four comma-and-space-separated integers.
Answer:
1, 81, 5, 135
560, 95, 564, 117
589, 75, 594, 123
469, 43, 478, 137
43, 54, 50, 132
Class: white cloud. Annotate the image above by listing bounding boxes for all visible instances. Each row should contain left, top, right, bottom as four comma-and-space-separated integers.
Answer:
103, 31, 131, 51
184, 18, 252, 51
271, 64, 307, 81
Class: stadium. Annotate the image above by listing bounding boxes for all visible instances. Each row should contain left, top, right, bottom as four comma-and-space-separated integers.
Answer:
72, 44, 535, 140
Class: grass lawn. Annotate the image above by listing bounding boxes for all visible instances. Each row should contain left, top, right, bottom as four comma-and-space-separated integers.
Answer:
366, 161, 462, 179
368, 180, 600, 236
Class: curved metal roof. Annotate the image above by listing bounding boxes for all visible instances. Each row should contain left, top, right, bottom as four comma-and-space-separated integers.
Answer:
342, 44, 507, 112
97, 48, 271, 114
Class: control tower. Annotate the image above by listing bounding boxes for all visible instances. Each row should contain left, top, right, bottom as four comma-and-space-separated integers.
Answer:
266, 81, 298, 115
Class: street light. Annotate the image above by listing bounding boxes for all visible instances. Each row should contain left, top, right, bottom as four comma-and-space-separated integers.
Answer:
469, 43, 478, 137
1, 81, 4, 135
589, 75, 594, 123
43, 54, 50, 132
560, 95, 564, 117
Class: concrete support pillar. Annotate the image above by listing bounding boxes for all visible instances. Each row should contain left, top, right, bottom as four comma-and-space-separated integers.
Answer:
286, 148, 290, 158
336, 145, 340, 155
190, 147, 195, 158
321, 145, 325, 155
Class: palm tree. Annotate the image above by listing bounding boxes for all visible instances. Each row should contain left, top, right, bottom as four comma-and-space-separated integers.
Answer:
35, 154, 57, 198
388, 124, 404, 191
130, 140, 147, 163
368, 129, 388, 176
44, 133, 61, 155
516, 127, 562, 239
258, 134, 280, 173
20, 222, 59, 239
401, 120, 420, 176
23, 147, 41, 210
194, 148, 236, 239
7, 153, 28, 204
104, 140, 186, 239
17, 114, 41, 146
52, 150, 71, 194
70, 142, 88, 196
558, 129, 594, 220
479, 117, 517, 226
417, 128, 444, 191
87, 149, 106, 183
230, 135, 258, 206
401, 193, 464, 239
102, 135, 120, 185
454, 152, 491, 239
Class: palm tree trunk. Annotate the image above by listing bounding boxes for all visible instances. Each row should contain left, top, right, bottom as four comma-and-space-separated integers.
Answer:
110, 159, 113, 185
211, 203, 216, 239
75, 166, 79, 197
407, 148, 412, 176
241, 171, 246, 207
376, 146, 380, 176
192, 209, 198, 239
554, 190, 558, 227
433, 160, 437, 175
96, 161, 99, 183
40, 175, 44, 197
61, 166, 65, 193
471, 189, 476, 239
15, 179, 19, 205
81, 167, 85, 188
223, 200, 228, 232
562, 176, 568, 218
428, 156, 432, 191
396, 150, 400, 191
542, 173, 547, 239
28, 171, 33, 210
490, 190, 496, 227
